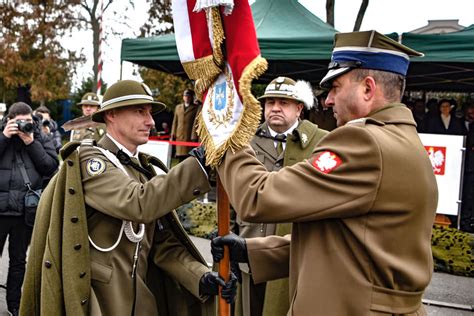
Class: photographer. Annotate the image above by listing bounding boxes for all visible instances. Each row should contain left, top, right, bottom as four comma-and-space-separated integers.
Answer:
0, 102, 58, 316
34, 105, 62, 153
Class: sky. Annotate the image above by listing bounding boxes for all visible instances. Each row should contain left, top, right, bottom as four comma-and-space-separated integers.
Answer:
66, 0, 474, 91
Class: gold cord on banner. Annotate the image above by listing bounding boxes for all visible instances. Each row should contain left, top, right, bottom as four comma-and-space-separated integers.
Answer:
197, 55, 268, 167
182, 56, 221, 81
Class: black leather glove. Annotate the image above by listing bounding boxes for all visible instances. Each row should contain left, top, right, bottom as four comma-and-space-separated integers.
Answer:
231, 261, 242, 284
211, 233, 248, 263
199, 271, 238, 304
188, 145, 207, 167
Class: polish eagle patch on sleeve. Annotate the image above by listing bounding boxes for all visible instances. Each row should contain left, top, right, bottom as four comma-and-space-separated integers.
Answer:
86, 157, 106, 176
311, 151, 342, 174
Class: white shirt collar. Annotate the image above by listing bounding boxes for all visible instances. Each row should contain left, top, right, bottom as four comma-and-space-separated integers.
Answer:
268, 120, 299, 137
106, 133, 139, 159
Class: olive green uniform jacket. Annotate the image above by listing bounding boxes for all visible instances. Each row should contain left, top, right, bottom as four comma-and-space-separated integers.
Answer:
21, 136, 213, 316
218, 104, 438, 315
70, 124, 106, 142
235, 120, 328, 316
171, 103, 199, 156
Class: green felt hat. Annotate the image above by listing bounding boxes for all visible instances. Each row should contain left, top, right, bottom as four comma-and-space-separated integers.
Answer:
92, 80, 166, 123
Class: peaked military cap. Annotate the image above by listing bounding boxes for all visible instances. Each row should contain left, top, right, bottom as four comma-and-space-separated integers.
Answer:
320, 30, 423, 88
258, 76, 315, 109
78, 92, 100, 107
92, 80, 166, 123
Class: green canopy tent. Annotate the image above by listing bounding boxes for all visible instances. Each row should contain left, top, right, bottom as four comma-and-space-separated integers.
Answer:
121, 0, 337, 83
402, 25, 474, 91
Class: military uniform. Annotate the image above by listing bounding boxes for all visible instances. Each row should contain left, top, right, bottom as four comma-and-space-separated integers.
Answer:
219, 104, 437, 315
216, 31, 437, 315
70, 92, 106, 142
81, 135, 211, 315
21, 80, 217, 316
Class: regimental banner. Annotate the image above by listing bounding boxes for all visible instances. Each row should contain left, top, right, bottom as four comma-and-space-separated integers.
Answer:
419, 133, 465, 216
172, 0, 267, 167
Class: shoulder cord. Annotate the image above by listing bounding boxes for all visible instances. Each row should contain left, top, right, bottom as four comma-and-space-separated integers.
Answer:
84, 145, 145, 252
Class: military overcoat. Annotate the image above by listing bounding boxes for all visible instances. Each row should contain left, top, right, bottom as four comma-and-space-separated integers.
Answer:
21, 136, 213, 316
171, 103, 199, 156
218, 104, 438, 315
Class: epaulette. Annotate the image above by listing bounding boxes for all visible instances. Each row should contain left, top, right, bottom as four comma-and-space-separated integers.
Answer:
346, 118, 367, 126
59, 141, 82, 160
80, 139, 97, 147
346, 117, 384, 127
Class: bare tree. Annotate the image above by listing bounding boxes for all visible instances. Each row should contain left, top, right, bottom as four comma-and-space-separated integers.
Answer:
326, 0, 335, 27
353, 0, 369, 31
77, 1, 133, 94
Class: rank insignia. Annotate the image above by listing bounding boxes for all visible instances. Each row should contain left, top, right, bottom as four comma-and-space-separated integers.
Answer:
86, 158, 106, 176
311, 151, 341, 174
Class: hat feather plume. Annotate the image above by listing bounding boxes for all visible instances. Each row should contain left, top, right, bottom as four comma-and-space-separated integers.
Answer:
295, 80, 315, 109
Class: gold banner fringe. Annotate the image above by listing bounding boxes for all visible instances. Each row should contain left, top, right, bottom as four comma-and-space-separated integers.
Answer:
210, 7, 225, 69
182, 56, 221, 81
197, 56, 268, 168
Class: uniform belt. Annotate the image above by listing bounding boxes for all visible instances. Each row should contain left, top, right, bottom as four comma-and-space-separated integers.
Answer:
370, 285, 424, 314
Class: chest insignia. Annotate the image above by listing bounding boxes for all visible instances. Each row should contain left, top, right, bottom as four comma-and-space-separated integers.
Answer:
86, 157, 106, 176
311, 151, 341, 174
301, 133, 308, 144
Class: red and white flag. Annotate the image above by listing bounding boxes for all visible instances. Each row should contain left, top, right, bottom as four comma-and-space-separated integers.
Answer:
172, 0, 267, 166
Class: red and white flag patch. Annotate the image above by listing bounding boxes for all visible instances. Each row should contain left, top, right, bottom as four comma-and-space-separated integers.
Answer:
311, 151, 342, 174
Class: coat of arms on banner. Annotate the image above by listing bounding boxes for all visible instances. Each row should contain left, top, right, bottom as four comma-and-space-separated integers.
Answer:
425, 146, 446, 175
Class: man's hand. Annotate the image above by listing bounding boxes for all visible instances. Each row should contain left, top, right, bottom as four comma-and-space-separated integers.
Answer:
211, 233, 248, 263
199, 271, 238, 304
2, 119, 34, 145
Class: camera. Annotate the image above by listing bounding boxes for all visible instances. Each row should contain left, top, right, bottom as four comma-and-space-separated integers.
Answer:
16, 119, 34, 133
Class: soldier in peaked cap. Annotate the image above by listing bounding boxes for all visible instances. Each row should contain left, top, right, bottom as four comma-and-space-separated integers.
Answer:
232, 76, 328, 316
69, 92, 106, 142
211, 31, 438, 315
21, 80, 237, 316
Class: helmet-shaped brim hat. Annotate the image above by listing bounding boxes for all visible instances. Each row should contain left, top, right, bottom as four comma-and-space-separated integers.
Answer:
320, 30, 423, 89
92, 80, 166, 123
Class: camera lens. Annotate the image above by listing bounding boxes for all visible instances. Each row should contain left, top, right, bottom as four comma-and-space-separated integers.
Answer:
16, 120, 34, 133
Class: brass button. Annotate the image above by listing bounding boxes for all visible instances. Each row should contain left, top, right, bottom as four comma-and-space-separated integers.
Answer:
81, 298, 88, 305
71, 216, 79, 223
193, 189, 200, 196
67, 160, 74, 166
44, 260, 52, 268
74, 244, 82, 250
79, 272, 86, 278
68, 187, 75, 194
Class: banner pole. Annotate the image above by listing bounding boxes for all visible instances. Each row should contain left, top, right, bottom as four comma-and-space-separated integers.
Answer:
217, 174, 230, 316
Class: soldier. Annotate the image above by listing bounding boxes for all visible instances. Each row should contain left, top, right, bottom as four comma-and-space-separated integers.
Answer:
234, 76, 328, 316
211, 31, 438, 315
70, 92, 106, 142
171, 89, 200, 161
21, 80, 236, 315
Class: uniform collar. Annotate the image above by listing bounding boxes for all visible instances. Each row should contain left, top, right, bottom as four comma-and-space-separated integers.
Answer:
267, 120, 299, 138
100, 134, 139, 159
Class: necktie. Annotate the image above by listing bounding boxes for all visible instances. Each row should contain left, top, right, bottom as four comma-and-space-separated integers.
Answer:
275, 133, 286, 155
116, 150, 153, 179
